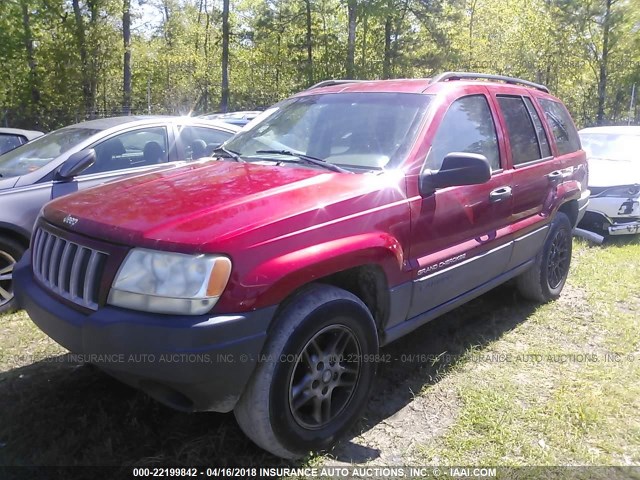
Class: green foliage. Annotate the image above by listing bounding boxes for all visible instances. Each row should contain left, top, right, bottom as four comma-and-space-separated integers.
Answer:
0, 0, 639, 130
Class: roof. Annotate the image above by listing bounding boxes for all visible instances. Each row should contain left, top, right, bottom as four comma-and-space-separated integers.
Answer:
298, 78, 433, 95
200, 111, 262, 119
0, 127, 44, 140
297, 78, 555, 98
60, 115, 240, 133
64, 115, 167, 130
300, 72, 551, 97
579, 126, 640, 135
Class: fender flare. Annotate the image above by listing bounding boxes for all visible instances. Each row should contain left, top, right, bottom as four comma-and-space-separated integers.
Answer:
222, 232, 405, 311
547, 180, 581, 220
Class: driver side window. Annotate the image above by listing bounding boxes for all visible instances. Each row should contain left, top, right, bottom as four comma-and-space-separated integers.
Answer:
426, 95, 500, 171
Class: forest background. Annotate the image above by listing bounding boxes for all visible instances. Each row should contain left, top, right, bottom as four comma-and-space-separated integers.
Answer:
1, 0, 638, 130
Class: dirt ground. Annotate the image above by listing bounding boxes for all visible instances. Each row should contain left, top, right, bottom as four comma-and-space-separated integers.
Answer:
1, 237, 638, 477
324, 284, 543, 465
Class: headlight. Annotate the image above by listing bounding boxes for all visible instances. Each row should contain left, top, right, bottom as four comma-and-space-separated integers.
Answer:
594, 184, 640, 197
107, 248, 232, 315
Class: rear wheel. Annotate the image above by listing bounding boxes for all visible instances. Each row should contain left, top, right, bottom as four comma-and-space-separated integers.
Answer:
234, 284, 378, 459
516, 212, 572, 302
0, 236, 25, 315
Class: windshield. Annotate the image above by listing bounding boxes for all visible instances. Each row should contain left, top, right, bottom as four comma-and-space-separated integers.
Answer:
0, 127, 101, 179
579, 132, 640, 162
224, 93, 432, 170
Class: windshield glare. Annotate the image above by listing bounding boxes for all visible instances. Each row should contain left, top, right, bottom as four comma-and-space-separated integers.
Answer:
580, 133, 640, 162
225, 93, 432, 170
0, 127, 101, 179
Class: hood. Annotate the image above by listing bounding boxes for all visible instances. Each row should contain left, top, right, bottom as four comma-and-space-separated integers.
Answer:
43, 161, 397, 252
588, 158, 640, 188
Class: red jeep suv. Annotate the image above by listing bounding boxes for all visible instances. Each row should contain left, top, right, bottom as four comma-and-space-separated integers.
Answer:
15, 73, 589, 459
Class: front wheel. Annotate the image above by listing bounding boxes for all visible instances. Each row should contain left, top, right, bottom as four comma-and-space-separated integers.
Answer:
234, 284, 378, 459
516, 212, 572, 302
0, 236, 25, 315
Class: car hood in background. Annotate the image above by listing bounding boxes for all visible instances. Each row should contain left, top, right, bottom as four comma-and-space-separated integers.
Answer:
0, 176, 19, 191
588, 158, 640, 188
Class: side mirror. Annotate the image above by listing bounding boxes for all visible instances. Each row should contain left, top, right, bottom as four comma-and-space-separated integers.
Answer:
56, 149, 96, 180
420, 152, 491, 196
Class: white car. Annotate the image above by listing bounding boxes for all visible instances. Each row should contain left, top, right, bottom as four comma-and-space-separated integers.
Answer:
578, 126, 640, 235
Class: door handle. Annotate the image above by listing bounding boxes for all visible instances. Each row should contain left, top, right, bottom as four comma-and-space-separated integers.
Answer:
546, 170, 564, 183
490, 186, 512, 203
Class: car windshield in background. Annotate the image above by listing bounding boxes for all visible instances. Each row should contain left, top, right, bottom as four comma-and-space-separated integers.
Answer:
580, 133, 640, 162
224, 93, 433, 170
0, 127, 101, 179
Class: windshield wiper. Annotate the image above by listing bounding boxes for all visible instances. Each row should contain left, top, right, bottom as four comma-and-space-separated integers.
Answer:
211, 146, 244, 162
255, 149, 351, 173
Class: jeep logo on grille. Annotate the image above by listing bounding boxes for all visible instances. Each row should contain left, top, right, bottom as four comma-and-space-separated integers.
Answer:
63, 215, 79, 226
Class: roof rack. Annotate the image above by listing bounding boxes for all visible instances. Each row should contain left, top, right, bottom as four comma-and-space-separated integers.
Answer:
307, 79, 369, 90
430, 72, 550, 93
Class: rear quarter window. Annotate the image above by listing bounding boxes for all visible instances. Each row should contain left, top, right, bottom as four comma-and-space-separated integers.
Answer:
538, 99, 581, 156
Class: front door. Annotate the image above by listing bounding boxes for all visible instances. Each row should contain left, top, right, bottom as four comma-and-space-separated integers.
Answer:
51, 126, 173, 200
408, 91, 514, 318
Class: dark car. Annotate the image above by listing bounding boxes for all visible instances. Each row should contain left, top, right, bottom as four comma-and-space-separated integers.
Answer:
16, 73, 587, 458
0, 127, 44, 155
0, 116, 239, 313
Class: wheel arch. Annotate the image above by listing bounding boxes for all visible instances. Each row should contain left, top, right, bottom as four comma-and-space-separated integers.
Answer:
272, 263, 391, 334
0, 222, 31, 249
558, 199, 579, 228
229, 233, 406, 332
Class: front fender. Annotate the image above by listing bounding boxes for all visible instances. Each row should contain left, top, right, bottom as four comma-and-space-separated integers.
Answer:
217, 232, 406, 311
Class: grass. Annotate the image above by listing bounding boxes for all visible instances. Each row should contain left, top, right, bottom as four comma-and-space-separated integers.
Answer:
411, 236, 640, 472
0, 236, 639, 479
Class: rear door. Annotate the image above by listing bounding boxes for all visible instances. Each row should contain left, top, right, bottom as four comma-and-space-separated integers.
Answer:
176, 125, 236, 160
492, 93, 560, 269
407, 89, 514, 318
494, 94, 559, 219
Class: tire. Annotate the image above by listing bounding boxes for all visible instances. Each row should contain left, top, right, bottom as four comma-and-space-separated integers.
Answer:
234, 284, 378, 459
0, 235, 25, 315
516, 212, 572, 303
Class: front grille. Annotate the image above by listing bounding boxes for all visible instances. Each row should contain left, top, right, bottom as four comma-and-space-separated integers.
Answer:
32, 226, 108, 310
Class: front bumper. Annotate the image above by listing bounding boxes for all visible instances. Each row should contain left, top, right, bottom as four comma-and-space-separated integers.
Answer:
581, 194, 640, 235
14, 252, 276, 413
608, 220, 640, 236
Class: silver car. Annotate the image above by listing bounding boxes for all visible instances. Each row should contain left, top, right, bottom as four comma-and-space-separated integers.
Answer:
578, 126, 640, 235
0, 115, 239, 313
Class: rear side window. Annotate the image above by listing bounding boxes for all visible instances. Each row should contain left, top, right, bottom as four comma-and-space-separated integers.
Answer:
538, 99, 581, 155
497, 96, 542, 165
426, 95, 500, 171
179, 126, 233, 160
